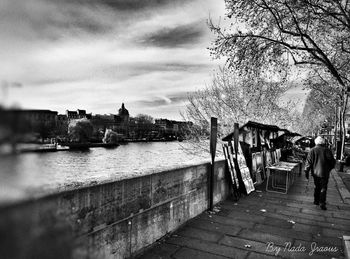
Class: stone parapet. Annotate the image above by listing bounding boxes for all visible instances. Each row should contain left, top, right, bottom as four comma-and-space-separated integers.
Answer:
0, 160, 229, 259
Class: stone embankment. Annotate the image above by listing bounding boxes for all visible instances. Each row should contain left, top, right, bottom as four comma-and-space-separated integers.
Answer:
0, 160, 229, 259
3, 160, 350, 259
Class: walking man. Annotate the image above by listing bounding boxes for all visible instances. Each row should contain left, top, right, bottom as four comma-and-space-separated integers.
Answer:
304, 136, 335, 210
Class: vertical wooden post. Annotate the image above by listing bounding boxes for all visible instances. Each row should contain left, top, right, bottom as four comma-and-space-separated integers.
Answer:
209, 117, 217, 211
234, 123, 239, 155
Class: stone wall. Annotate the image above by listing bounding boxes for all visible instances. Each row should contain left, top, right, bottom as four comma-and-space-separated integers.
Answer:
0, 160, 229, 259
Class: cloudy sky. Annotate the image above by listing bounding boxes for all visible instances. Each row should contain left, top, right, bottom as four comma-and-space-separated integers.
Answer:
0, 0, 228, 119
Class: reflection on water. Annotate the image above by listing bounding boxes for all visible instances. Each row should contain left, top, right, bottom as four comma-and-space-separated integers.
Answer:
0, 142, 218, 204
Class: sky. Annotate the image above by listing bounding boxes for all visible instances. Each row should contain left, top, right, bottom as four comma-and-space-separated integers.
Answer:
0, 0, 228, 119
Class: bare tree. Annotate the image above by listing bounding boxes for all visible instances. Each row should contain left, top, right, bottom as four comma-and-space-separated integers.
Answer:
210, 0, 350, 159
302, 72, 340, 135
298, 89, 336, 136
184, 68, 299, 154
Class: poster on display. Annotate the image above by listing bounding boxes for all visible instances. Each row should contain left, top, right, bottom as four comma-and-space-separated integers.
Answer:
262, 131, 271, 149
276, 148, 281, 161
256, 167, 262, 184
251, 153, 257, 183
255, 152, 265, 183
240, 167, 255, 193
236, 142, 255, 194
251, 152, 264, 184
222, 144, 239, 190
228, 143, 240, 189
266, 151, 272, 166
272, 150, 277, 164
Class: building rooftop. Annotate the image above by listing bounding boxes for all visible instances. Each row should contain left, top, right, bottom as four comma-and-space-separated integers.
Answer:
6, 109, 58, 114
77, 109, 86, 115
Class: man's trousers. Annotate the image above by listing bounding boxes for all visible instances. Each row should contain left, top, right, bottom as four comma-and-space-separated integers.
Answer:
313, 176, 329, 205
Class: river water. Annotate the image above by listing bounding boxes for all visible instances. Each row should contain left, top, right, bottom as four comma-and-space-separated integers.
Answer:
0, 141, 221, 205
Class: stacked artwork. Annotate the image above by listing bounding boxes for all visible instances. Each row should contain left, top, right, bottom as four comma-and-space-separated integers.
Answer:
223, 144, 284, 194
222, 143, 239, 190
237, 143, 255, 194
276, 148, 281, 161
252, 152, 265, 184
251, 153, 257, 182
271, 151, 276, 164
265, 151, 272, 166
222, 141, 255, 195
264, 149, 281, 166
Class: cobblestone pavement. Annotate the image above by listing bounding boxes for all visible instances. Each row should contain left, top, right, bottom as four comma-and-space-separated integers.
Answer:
137, 170, 350, 259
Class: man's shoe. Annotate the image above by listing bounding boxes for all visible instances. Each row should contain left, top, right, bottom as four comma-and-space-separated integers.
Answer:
320, 205, 327, 210
313, 201, 319, 205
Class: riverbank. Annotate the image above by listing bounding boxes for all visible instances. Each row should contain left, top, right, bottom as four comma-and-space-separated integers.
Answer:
0, 160, 228, 259
3, 158, 349, 259
1, 139, 182, 154
4, 142, 120, 154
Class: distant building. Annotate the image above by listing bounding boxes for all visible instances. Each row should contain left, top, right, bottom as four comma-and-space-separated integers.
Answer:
66, 109, 92, 121
64, 103, 193, 142
66, 110, 78, 120
114, 103, 130, 124
155, 119, 193, 137
12, 109, 58, 127
89, 104, 131, 140
57, 114, 69, 136
155, 119, 168, 130
113, 103, 130, 136
91, 114, 115, 130
0, 108, 58, 142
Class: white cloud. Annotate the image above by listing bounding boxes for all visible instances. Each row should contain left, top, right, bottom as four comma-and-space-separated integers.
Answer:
0, 0, 225, 119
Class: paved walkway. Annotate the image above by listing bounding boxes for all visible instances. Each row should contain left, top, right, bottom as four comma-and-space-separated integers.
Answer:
338, 167, 350, 200
137, 170, 350, 259
339, 171, 350, 191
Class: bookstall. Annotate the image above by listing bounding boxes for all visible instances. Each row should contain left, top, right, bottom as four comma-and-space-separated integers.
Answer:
222, 121, 302, 196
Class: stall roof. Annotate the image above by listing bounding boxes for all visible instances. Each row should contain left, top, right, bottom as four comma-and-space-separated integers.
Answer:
242, 121, 280, 131
290, 136, 303, 143
290, 136, 313, 143
276, 131, 302, 141
275, 128, 301, 136
222, 121, 281, 141
281, 131, 301, 137
289, 132, 302, 137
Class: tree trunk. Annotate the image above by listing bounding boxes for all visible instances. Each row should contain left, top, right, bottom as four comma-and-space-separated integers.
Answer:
340, 91, 348, 160
334, 106, 338, 152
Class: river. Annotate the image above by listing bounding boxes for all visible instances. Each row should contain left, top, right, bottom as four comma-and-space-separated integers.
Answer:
0, 141, 222, 205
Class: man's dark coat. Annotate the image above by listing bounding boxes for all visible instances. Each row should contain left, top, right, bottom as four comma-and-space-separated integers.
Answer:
304, 144, 335, 178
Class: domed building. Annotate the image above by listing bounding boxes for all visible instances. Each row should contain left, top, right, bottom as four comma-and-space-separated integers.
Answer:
113, 103, 130, 136
118, 103, 129, 123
